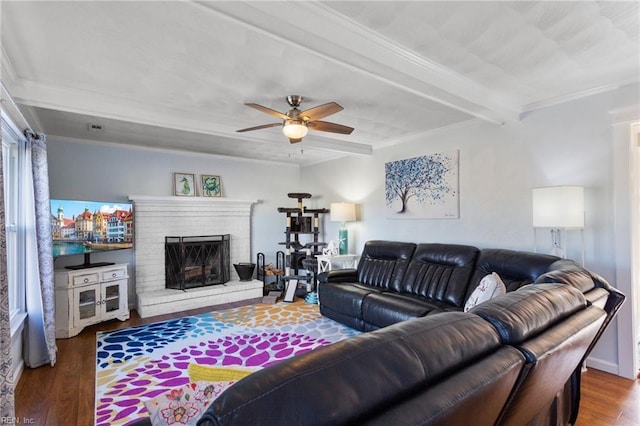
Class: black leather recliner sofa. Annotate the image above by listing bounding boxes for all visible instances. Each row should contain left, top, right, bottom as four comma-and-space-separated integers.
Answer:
318, 241, 619, 332
198, 284, 610, 425
194, 241, 623, 426
316, 240, 624, 425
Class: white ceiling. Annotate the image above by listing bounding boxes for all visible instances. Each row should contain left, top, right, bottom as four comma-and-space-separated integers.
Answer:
2, 1, 638, 166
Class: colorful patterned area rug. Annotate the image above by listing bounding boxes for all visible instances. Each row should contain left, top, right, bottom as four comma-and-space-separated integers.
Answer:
95, 301, 361, 425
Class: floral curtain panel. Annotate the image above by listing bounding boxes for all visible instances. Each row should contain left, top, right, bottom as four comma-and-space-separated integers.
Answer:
0, 118, 15, 418
23, 131, 56, 368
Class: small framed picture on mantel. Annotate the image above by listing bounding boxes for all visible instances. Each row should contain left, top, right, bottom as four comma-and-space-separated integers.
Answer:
201, 174, 222, 197
174, 172, 196, 197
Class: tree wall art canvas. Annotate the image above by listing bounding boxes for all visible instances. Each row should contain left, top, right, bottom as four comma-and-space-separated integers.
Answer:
385, 150, 459, 219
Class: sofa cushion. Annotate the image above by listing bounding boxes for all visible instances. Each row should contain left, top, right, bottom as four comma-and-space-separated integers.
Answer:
463, 272, 506, 312
400, 243, 479, 307
361, 292, 447, 330
469, 283, 587, 344
318, 282, 385, 331
356, 240, 417, 291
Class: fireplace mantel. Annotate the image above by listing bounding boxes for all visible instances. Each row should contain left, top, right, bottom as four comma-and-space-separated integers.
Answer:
128, 195, 257, 209
129, 195, 261, 318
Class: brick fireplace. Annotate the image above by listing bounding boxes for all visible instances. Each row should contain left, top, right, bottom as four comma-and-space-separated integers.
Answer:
129, 195, 262, 318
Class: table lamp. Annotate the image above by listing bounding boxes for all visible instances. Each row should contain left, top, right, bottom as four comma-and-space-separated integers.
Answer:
330, 202, 356, 255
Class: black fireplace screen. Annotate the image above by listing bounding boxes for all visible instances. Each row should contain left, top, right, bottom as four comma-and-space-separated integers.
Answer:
165, 234, 230, 290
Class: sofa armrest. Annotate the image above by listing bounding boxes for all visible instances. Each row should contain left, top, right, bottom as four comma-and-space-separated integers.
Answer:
536, 260, 625, 318
318, 268, 358, 283
588, 270, 625, 316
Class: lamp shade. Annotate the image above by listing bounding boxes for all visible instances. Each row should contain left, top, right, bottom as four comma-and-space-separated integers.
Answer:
532, 186, 584, 228
282, 120, 308, 139
330, 202, 356, 222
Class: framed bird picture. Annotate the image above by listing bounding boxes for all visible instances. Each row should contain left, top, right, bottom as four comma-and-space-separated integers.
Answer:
174, 172, 196, 197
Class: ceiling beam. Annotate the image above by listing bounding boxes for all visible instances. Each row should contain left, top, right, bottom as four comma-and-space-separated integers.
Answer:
196, 0, 521, 125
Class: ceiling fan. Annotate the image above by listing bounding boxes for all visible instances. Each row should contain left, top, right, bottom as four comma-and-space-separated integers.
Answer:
236, 95, 354, 143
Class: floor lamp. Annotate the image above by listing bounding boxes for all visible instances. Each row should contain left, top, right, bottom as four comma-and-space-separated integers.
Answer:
532, 186, 585, 265
330, 202, 356, 255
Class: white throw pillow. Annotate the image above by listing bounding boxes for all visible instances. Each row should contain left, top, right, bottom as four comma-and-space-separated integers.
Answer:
464, 272, 507, 312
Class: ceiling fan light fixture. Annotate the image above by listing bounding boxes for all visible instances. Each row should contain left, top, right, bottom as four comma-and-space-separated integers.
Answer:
238, 96, 351, 141
282, 120, 308, 139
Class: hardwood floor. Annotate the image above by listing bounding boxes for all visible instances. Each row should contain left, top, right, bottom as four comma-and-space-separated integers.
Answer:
576, 368, 640, 425
15, 301, 254, 426
14, 303, 640, 426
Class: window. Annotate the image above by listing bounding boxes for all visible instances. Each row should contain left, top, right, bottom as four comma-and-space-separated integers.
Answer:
2, 111, 25, 322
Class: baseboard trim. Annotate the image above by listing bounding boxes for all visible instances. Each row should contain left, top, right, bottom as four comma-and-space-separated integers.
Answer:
11, 312, 27, 384
13, 359, 24, 385
585, 356, 618, 375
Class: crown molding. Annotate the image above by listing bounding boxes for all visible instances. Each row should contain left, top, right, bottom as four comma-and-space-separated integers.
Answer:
522, 82, 632, 114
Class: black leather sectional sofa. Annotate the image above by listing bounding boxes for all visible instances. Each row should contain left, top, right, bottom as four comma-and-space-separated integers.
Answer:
318, 241, 619, 335
195, 240, 623, 426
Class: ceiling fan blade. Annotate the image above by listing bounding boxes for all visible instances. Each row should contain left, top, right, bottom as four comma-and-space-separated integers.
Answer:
244, 103, 290, 120
236, 122, 282, 133
299, 102, 343, 121
308, 120, 354, 135
289, 138, 303, 144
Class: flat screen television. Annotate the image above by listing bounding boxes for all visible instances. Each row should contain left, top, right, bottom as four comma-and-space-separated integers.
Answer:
50, 199, 134, 270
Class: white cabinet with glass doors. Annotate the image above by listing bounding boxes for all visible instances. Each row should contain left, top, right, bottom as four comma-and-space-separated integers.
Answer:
55, 264, 129, 338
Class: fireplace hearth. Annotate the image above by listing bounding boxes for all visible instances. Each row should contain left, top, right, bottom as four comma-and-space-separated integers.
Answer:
165, 234, 230, 290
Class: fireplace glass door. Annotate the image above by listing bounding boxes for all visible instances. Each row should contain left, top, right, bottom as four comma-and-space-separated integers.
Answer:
165, 235, 230, 290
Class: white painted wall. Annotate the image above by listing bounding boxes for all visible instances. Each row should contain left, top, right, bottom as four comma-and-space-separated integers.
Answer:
47, 138, 301, 304
301, 85, 638, 373
46, 84, 637, 375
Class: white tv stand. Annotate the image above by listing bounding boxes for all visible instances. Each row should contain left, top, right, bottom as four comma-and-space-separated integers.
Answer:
54, 263, 129, 338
